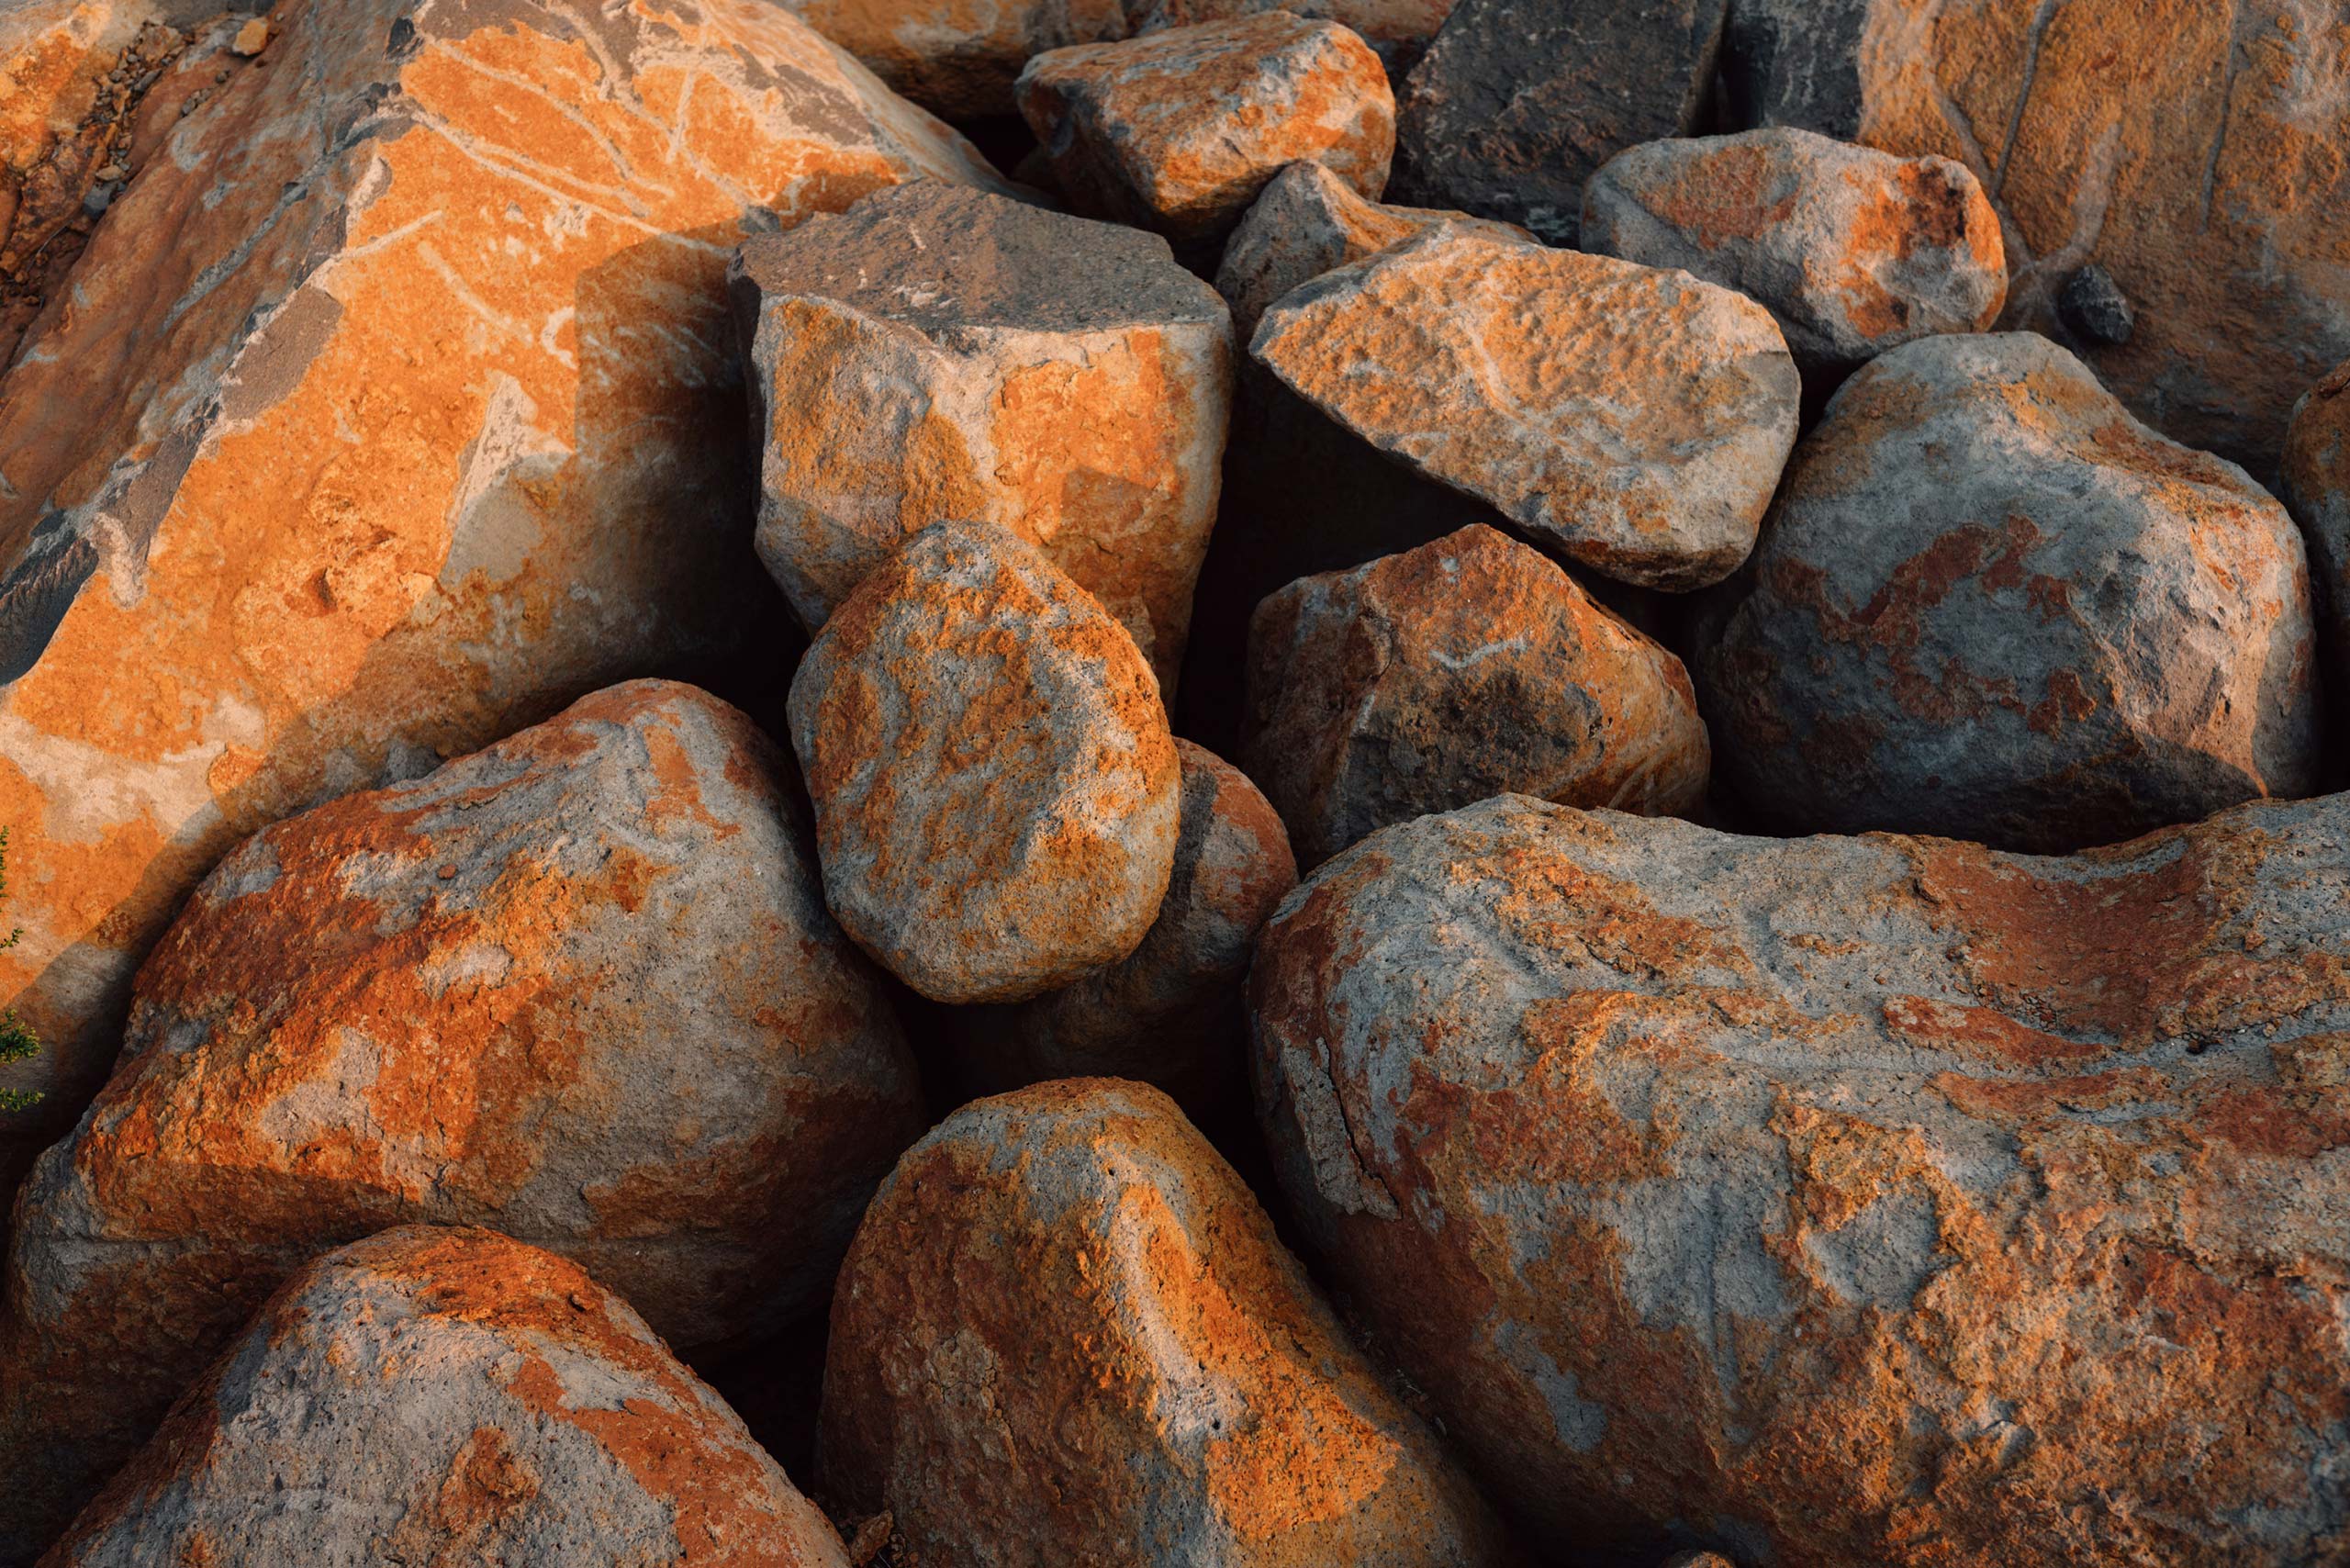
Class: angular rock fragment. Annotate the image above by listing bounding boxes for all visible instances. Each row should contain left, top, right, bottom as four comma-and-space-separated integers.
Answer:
1254, 791, 2350, 1567
1699, 332, 2320, 853
1581, 128, 2007, 375
1242, 524, 1707, 866
822, 1078, 1519, 1567
0, 680, 921, 1561
731, 182, 1233, 691
789, 520, 1181, 1005
1016, 14, 1394, 248
2282, 358, 2350, 726
1254, 224, 1797, 589
46, 1227, 850, 1568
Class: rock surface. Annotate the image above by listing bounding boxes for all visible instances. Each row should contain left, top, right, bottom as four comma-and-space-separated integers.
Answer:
1254, 790, 2350, 1567
0, 680, 921, 1561
821, 1078, 1518, 1567
1699, 332, 2319, 853
44, 1226, 850, 1568
1017, 15, 1394, 248
1582, 128, 2007, 375
732, 182, 1233, 692
2282, 358, 2350, 725
1254, 225, 1798, 589
1242, 524, 1708, 867
789, 520, 1181, 1005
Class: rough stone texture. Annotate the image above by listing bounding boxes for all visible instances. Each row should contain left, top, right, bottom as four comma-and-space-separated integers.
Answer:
44, 1227, 850, 1568
1241, 525, 1709, 868
2282, 358, 2350, 727
1722, 0, 2350, 474
821, 1078, 1520, 1567
1391, 0, 1731, 245
1016, 15, 1395, 249
731, 182, 1234, 693
1699, 332, 2320, 853
1213, 159, 1529, 342
789, 520, 1181, 1005
0, 0, 1003, 1192
959, 741, 1296, 1117
1253, 790, 2350, 1567
0, 680, 921, 1562
1253, 225, 1798, 590
1582, 128, 2008, 375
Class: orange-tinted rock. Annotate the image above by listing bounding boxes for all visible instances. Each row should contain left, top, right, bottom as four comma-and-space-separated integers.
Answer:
821, 1078, 1521, 1567
44, 1227, 850, 1568
0, 680, 921, 1561
0, 0, 1002, 1186
1242, 524, 1708, 867
1254, 790, 2350, 1566
2282, 358, 2350, 725
1016, 14, 1394, 248
1253, 224, 1798, 589
788, 520, 1181, 1004
730, 182, 1233, 693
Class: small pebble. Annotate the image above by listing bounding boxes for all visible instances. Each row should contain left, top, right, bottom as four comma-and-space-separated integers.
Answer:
231, 18, 270, 56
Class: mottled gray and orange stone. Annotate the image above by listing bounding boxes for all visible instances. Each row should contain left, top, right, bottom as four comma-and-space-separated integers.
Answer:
2282, 358, 2350, 730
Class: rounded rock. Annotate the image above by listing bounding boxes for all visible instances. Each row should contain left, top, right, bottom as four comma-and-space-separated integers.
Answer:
2281, 357, 2350, 728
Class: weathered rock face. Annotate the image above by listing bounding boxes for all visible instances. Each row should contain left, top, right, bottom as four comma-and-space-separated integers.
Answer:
789, 520, 1181, 1005
1391, 0, 1730, 244
1699, 332, 2320, 853
1016, 15, 1395, 249
2282, 358, 2350, 724
731, 182, 1233, 692
1582, 127, 2008, 375
1723, 0, 2350, 473
0, 680, 921, 1562
1242, 525, 1708, 867
822, 1078, 1519, 1567
1253, 790, 2350, 1568
959, 741, 1295, 1117
45, 1226, 851, 1568
1254, 225, 1798, 589
0, 0, 1002, 1187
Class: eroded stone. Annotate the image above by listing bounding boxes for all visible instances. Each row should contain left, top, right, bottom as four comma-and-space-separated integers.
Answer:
2282, 357, 2350, 728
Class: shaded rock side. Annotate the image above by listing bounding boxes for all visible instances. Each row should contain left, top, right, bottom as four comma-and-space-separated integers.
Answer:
2282, 357, 2350, 729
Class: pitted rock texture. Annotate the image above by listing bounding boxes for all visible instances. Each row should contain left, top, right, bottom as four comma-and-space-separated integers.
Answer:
1253, 791, 2350, 1568
960, 741, 1296, 1117
43, 1226, 850, 1568
1214, 159, 1530, 342
731, 182, 1233, 693
1582, 128, 2008, 375
1699, 332, 2320, 853
1241, 525, 1709, 867
821, 1078, 1519, 1567
788, 520, 1181, 1005
1253, 225, 1798, 589
0, 0, 1003, 1190
0, 680, 921, 1562
1391, 0, 1730, 245
2283, 359, 2350, 725
1016, 14, 1395, 249
1723, 0, 2350, 473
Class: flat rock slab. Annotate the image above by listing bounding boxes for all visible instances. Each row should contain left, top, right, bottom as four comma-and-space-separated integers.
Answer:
1017, 14, 1394, 248
46, 1227, 849, 1568
1254, 790, 2350, 1567
1699, 332, 2320, 853
1254, 224, 1798, 589
2283, 359, 2350, 727
822, 1078, 1520, 1566
788, 520, 1181, 1004
731, 182, 1233, 693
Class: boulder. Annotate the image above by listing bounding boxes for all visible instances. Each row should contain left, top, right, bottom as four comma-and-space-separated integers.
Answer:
1698, 332, 2320, 853
2282, 358, 2350, 724
1391, 0, 1731, 244
0, 0, 1002, 1190
1253, 790, 2350, 1567
788, 520, 1181, 1005
44, 1226, 850, 1568
821, 1078, 1520, 1567
1016, 14, 1394, 249
0, 680, 921, 1561
1241, 524, 1708, 867
1253, 224, 1798, 589
730, 182, 1234, 693
1581, 128, 2008, 376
